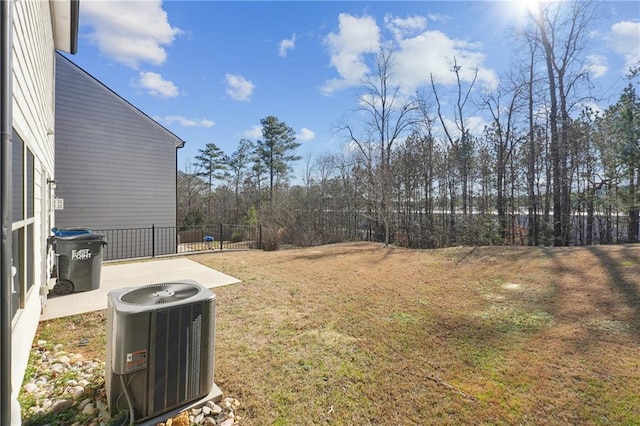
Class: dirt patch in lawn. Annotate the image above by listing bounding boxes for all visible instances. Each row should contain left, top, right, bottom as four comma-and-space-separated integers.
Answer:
33, 242, 640, 424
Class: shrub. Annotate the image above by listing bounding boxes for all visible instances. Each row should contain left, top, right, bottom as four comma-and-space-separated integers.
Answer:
262, 227, 284, 251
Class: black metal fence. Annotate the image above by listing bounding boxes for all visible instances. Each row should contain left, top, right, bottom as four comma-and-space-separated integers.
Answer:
94, 224, 261, 261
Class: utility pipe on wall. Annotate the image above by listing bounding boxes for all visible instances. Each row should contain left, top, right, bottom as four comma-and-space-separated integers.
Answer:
0, 0, 13, 424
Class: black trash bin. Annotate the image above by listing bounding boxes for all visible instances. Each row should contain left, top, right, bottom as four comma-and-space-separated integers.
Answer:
53, 233, 107, 295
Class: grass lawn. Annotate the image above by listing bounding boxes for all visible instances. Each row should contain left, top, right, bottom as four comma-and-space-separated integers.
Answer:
32, 242, 640, 424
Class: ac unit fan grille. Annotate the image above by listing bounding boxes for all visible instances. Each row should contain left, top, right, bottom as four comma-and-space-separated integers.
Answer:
152, 302, 207, 412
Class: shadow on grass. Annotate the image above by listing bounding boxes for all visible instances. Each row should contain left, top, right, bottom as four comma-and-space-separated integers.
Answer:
586, 245, 640, 336
290, 243, 395, 262
539, 244, 640, 342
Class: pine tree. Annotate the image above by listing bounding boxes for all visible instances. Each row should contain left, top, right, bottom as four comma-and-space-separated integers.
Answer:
193, 142, 228, 222
255, 116, 300, 202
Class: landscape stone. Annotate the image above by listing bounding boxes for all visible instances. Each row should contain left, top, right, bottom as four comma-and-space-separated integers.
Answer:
20, 343, 241, 425
23, 383, 38, 393
82, 402, 97, 415
219, 418, 234, 426
207, 401, 223, 414
51, 399, 72, 412
172, 411, 190, 426
71, 386, 84, 399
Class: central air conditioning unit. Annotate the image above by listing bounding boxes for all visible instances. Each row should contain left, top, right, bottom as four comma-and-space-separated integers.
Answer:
106, 280, 216, 423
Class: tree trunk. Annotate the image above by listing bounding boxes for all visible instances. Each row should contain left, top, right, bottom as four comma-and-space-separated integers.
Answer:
527, 47, 538, 246
558, 76, 571, 245
542, 47, 562, 246
586, 185, 594, 245
628, 168, 639, 243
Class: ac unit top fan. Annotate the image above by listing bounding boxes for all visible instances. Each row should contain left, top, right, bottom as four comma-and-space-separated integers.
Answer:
106, 280, 217, 423
120, 282, 201, 305
111, 281, 208, 314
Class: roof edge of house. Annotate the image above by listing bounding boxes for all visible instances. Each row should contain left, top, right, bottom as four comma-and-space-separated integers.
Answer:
56, 52, 187, 149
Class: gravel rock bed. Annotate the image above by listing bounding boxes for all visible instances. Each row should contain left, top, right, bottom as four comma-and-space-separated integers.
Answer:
21, 340, 241, 425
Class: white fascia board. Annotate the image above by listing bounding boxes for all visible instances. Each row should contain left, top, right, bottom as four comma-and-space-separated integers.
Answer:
50, 0, 78, 54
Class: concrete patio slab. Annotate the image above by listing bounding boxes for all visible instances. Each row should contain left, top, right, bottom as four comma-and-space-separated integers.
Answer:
41, 258, 241, 320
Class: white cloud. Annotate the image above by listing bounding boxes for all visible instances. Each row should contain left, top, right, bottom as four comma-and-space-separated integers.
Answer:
608, 21, 640, 72
135, 71, 179, 98
243, 125, 263, 139
427, 13, 451, 23
440, 116, 487, 140
585, 54, 608, 79
394, 30, 499, 92
358, 91, 410, 111
279, 34, 296, 58
297, 128, 315, 141
322, 13, 380, 95
384, 15, 427, 42
322, 13, 497, 96
81, 0, 181, 68
160, 116, 214, 128
466, 116, 488, 136
225, 74, 255, 102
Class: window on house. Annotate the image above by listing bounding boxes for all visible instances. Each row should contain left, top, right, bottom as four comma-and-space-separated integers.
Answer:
11, 134, 23, 222
11, 131, 36, 318
27, 150, 34, 217
11, 229, 22, 318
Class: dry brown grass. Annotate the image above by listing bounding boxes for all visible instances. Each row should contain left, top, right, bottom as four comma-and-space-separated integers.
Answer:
34, 242, 640, 424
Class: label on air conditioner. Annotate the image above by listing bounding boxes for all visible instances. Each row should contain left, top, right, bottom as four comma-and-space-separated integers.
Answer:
71, 249, 91, 261
125, 349, 147, 371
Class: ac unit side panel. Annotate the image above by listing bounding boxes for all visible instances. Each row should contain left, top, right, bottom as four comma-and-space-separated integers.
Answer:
106, 297, 115, 414
111, 310, 152, 375
202, 298, 216, 390
107, 295, 150, 418
107, 368, 148, 418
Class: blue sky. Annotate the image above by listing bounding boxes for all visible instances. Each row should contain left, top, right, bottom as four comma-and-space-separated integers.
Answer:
62, 1, 640, 175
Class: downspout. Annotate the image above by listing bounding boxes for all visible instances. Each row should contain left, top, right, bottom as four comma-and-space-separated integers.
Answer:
175, 139, 185, 247
0, 0, 13, 424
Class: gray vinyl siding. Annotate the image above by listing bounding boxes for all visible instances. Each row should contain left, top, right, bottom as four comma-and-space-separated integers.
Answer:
54, 54, 182, 259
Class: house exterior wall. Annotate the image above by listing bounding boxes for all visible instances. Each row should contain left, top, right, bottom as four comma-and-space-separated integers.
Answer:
54, 54, 179, 259
10, 1, 57, 423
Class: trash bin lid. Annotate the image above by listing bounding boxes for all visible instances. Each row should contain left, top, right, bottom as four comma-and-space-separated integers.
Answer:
52, 227, 93, 237
55, 233, 106, 242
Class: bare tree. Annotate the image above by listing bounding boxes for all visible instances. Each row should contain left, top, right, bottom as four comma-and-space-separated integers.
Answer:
431, 59, 479, 242
336, 47, 420, 246
177, 162, 208, 226
482, 80, 524, 242
527, 0, 597, 245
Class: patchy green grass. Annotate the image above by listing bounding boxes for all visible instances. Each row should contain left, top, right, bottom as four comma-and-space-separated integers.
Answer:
26, 242, 640, 425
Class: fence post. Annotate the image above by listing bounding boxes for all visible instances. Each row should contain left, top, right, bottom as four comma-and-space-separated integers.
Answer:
152, 224, 155, 257
219, 223, 223, 250
259, 224, 262, 249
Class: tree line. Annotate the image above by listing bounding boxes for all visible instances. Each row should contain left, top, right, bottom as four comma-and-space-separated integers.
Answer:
178, 1, 640, 249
